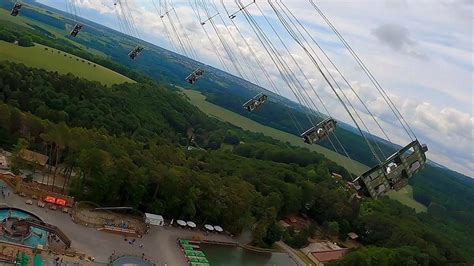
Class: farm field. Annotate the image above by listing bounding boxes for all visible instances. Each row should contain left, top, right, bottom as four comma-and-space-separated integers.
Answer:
182, 89, 426, 212
0, 41, 134, 86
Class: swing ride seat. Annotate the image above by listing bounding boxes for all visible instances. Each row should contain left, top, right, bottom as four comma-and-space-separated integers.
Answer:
243, 93, 268, 112
301, 118, 337, 144
11, 2, 22, 16
356, 140, 428, 199
70, 24, 83, 37
185, 68, 205, 84
128, 46, 144, 60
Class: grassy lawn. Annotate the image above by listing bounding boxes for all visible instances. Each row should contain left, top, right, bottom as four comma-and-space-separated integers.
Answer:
0, 41, 134, 86
387, 185, 427, 213
182, 89, 368, 175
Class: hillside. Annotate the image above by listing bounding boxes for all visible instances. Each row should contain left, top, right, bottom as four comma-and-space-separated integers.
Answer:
0, 41, 133, 86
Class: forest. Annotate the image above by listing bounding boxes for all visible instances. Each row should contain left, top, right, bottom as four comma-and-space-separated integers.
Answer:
0, 61, 472, 264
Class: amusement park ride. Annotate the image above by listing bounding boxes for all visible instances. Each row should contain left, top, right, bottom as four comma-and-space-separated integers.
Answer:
8, 0, 428, 199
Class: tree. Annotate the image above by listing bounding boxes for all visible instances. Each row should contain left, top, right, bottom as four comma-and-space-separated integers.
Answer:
323, 221, 340, 237
9, 108, 22, 134
263, 222, 283, 246
223, 135, 239, 145
283, 227, 309, 249
17, 36, 33, 47
50, 123, 69, 190
9, 138, 29, 175
0, 30, 15, 43
329, 246, 430, 266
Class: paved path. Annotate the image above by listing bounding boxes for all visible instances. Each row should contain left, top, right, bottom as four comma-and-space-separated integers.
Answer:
276, 241, 307, 266
0, 180, 236, 266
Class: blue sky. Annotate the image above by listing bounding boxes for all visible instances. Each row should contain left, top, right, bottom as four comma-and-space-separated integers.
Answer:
38, 0, 473, 177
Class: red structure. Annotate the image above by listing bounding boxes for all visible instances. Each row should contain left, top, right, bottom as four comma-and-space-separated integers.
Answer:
312, 249, 348, 263
45, 196, 67, 206
45, 196, 56, 203
56, 198, 66, 206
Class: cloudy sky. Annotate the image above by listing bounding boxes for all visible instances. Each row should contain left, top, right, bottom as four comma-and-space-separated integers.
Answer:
38, 0, 473, 177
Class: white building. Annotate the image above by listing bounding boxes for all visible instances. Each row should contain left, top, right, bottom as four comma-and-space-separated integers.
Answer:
144, 213, 164, 226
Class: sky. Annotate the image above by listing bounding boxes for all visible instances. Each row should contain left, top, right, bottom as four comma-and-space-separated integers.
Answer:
37, 0, 473, 177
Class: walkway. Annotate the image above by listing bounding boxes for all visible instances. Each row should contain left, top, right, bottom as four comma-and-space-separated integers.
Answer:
276, 241, 307, 266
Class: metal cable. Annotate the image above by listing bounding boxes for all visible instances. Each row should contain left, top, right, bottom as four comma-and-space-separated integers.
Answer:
274, 0, 386, 160
280, 1, 392, 157
263, 1, 381, 163
309, 0, 416, 141
220, 0, 304, 134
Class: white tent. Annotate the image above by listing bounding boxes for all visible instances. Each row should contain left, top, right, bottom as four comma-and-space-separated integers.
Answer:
144, 213, 164, 226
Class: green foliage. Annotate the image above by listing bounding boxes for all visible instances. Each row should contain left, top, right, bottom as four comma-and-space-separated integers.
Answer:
17, 36, 33, 47
355, 198, 468, 264
323, 221, 340, 237
0, 62, 213, 141
9, 138, 29, 175
0, 63, 353, 237
329, 246, 430, 266
223, 134, 240, 145
283, 227, 310, 249
0, 30, 16, 43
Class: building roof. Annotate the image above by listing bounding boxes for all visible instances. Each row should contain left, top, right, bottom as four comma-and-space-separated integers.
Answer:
145, 213, 164, 221
312, 249, 348, 263
20, 149, 48, 167
1, 171, 16, 177
347, 232, 359, 239
0, 155, 7, 168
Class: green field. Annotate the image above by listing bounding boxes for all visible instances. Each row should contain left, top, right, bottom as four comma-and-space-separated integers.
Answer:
182, 89, 426, 212
0, 41, 134, 86
387, 186, 427, 212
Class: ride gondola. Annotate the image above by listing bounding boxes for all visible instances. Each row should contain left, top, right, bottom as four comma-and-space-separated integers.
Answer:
185, 68, 204, 84
70, 24, 83, 37
243, 93, 268, 112
11, 2, 22, 16
300, 118, 337, 144
354, 140, 428, 198
128, 46, 144, 60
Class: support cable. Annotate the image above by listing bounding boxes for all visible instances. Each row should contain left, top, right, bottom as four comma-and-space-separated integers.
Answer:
274, 0, 386, 160
309, 0, 416, 141
261, 1, 381, 163
280, 1, 393, 154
